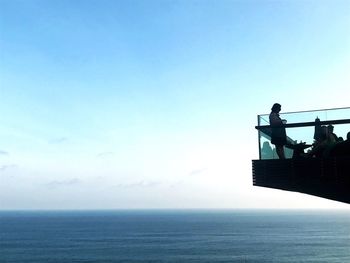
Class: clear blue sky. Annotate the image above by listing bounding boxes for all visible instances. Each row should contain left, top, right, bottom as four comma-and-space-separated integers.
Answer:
1, 0, 349, 209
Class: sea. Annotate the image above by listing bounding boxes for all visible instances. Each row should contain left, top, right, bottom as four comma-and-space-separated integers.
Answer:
0, 210, 349, 263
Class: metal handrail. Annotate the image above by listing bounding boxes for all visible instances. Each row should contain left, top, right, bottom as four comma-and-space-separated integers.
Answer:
256, 119, 350, 130
257, 106, 350, 117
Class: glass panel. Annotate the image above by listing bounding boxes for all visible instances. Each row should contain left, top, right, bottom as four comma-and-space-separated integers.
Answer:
258, 107, 350, 160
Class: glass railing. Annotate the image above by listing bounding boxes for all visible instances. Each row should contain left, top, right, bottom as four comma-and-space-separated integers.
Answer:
256, 107, 350, 160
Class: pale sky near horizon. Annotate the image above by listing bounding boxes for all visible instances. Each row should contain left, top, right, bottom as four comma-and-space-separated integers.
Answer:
1, 0, 350, 210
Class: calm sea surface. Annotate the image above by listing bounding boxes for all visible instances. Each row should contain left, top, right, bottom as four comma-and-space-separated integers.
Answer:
0, 210, 349, 263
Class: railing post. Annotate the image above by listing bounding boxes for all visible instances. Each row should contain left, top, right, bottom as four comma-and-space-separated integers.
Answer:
258, 115, 261, 160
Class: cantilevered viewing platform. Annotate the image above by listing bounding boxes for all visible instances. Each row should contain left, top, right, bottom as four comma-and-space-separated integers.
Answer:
252, 107, 350, 204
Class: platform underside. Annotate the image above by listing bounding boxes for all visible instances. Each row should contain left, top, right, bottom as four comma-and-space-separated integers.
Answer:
252, 157, 350, 204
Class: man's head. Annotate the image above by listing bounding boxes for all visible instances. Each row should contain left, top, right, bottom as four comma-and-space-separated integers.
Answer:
327, 125, 334, 133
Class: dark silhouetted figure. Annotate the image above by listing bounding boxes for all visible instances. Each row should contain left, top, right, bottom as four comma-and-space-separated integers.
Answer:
329, 131, 350, 157
308, 125, 339, 158
313, 117, 322, 142
327, 125, 338, 142
269, 103, 287, 159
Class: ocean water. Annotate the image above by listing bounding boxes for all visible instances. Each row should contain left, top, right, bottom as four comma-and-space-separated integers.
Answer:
0, 210, 349, 263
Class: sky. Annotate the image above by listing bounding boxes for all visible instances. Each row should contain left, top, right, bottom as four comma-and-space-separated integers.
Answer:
0, 0, 349, 210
